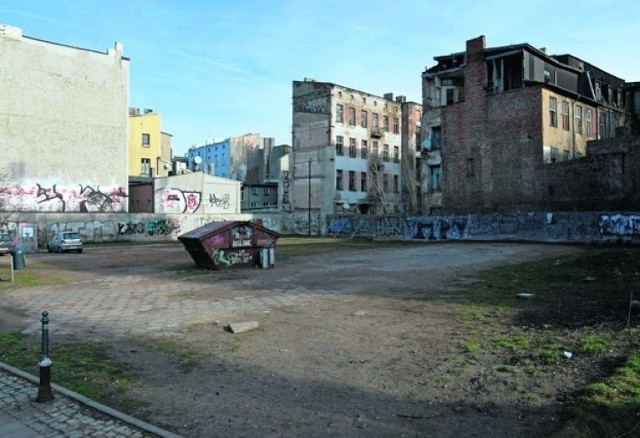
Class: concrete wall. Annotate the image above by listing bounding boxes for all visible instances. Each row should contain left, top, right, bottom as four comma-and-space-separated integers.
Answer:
327, 212, 640, 244
0, 211, 285, 251
0, 26, 129, 213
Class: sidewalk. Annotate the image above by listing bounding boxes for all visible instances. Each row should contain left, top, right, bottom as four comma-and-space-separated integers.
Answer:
0, 362, 180, 438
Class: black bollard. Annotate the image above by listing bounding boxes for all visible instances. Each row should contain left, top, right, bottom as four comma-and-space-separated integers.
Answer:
35, 311, 54, 403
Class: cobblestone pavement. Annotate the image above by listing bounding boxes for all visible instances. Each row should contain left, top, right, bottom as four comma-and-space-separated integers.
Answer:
0, 364, 178, 437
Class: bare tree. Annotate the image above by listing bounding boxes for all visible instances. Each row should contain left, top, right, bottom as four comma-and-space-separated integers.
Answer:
401, 151, 420, 214
366, 154, 390, 215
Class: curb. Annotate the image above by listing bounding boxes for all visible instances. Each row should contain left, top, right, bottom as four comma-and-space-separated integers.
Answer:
0, 361, 181, 438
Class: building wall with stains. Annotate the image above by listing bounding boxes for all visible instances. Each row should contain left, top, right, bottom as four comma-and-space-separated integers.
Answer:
0, 25, 129, 213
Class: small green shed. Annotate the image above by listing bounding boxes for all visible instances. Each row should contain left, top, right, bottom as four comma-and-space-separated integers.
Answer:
178, 221, 280, 269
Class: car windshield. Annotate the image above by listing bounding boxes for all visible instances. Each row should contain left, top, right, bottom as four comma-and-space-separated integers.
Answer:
63, 233, 80, 239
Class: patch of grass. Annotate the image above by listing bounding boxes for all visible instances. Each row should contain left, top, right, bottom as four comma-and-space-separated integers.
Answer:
568, 352, 640, 436
495, 334, 530, 353
461, 340, 482, 354
0, 332, 144, 412
578, 334, 608, 356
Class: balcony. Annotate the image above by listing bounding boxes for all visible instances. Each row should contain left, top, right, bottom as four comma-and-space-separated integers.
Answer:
371, 127, 383, 138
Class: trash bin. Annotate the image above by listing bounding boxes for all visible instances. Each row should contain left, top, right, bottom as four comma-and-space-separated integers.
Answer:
178, 221, 280, 270
11, 248, 26, 270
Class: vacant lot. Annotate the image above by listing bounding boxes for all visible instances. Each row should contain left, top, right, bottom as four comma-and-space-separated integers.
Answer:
0, 240, 637, 437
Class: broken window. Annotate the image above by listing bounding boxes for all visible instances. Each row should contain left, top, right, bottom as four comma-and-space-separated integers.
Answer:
336, 104, 344, 123
562, 101, 570, 131
361, 140, 368, 159
349, 138, 357, 157
393, 117, 399, 133
586, 109, 593, 137
336, 135, 344, 156
348, 107, 356, 125
549, 97, 558, 127
575, 105, 583, 134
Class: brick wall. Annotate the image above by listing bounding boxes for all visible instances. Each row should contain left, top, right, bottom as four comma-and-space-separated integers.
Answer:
442, 36, 545, 214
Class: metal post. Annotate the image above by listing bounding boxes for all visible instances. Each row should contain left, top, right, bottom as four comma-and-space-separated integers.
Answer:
35, 311, 54, 402
308, 159, 311, 236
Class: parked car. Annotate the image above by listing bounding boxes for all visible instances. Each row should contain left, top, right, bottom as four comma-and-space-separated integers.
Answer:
47, 232, 83, 253
0, 233, 15, 256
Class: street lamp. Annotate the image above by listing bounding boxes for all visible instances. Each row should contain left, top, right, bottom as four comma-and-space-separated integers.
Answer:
308, 159, 311, 236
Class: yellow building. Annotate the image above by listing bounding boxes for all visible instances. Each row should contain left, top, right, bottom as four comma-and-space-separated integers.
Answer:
128, 108, 171, 178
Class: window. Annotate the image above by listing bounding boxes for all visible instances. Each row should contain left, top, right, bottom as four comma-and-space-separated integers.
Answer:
349, 138, 357, 157
575, 105, 582, 134
251, 187, 258, 195
431, 126, 442, 149
250, 202, 257, 208
562, 101, 570, 130
361, 110, 368, 128
446, 89, 455, 105
429, 165, 441, 191
349, 171, 356, 191
336, 104, 344, 123
393, 146, 399, 163
550, 147, 558, 163
393, 175, 399, 194
264, 188, 270, 195
383, 115, 389, 131
348, 107, 356, 125
372, 141, 379, 157
360, 172, 367, 192
563, 150, 570, 160
361, 140, 368, 159
383, 144, 389, 161
393, 117, 399, 133
586, 109, 593, 137
383, 174, 389, 192
599, 112, 607, 138
549, 97, 558, 127
140, 158, 151, 176
466, 158, 474, 177
336, 135, 344, 156
372, 113, 379, 128
336, 169, 343, 190
142, 133, 150, 147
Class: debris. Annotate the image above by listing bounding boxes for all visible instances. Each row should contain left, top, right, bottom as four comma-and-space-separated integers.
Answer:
226, 321, 259, 334
563, 351, 573, 359
516, 293, 535, 300
352, 310, 367, 316
584, 276, 596, 282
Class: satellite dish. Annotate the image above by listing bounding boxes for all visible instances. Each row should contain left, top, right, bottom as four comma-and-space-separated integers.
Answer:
194, 156, 202, 164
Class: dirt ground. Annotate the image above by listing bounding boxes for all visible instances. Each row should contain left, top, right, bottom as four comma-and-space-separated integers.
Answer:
0, 241, 592, 437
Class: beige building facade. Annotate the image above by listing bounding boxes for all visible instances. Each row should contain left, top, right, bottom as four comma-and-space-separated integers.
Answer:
0, 24, 129, 213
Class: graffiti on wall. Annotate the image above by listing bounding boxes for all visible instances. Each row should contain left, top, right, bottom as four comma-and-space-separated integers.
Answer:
326, 212, 640, 243
155, 189, 201, 214
0, 183, 127, 212
281, 170, 290, 211
598, 214, 640, 236
117, 218, 181, 236
211, 248, 253, 267
293, 92, 330, 114
209, 193, 230, 209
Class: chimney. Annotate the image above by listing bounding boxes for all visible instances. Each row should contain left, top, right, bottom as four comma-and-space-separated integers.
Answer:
384, 93, 394, 101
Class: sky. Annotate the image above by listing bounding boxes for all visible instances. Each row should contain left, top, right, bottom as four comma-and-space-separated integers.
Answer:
2, 0, 639, 157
